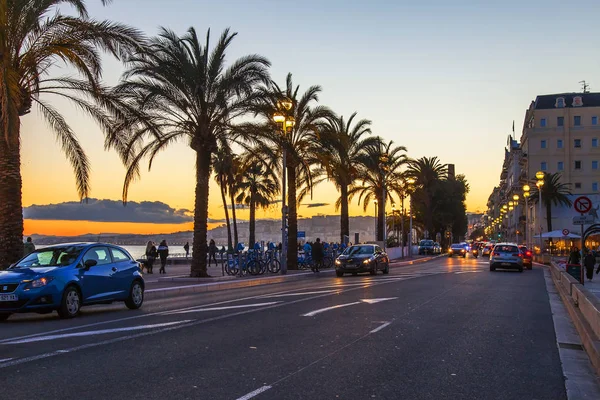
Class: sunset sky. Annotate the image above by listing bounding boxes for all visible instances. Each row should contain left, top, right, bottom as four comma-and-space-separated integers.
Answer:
21, 0, 600, 236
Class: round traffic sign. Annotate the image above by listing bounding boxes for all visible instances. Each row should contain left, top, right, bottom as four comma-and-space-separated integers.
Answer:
562, 229, 570, 236
574, 196, 592, 214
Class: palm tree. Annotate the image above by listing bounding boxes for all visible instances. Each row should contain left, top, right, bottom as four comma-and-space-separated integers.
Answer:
530, 172, 572, 232
317, 113, 377, 243
109, 27, 270, 277
228, 155, 240, 248
249, 73, 331, 270
348, 139, 408, 241
236, 157, 279, 247
406, 157, 448, 236
0, 0, 143, 267
212, 147, 234, 251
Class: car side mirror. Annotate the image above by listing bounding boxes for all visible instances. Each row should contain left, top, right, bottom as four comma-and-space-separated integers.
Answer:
8, 263, 16, 269
83, 259, 97, 269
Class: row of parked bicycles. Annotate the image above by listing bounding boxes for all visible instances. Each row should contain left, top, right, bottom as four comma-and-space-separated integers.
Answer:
224, 249, 338, 276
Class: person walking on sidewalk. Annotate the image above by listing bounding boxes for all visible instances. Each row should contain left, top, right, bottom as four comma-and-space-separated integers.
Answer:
312, 238, 324, 273
23, 237, 35, 257
568, 246, 581, 266
584, 249, 596, 281
145, 241, 158, 274
208, 239, 218, 267
157, 240, 169, 274
184, 242, 190, 258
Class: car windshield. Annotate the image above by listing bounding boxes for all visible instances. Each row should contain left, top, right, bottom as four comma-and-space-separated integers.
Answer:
13, 246, 85, 268
342, 245, 374, 256
419, 240, 434, 246
494, 245, 519, 253
450, 244, 463, 249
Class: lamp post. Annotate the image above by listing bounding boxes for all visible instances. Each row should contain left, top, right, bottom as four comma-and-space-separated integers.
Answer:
273, 99, 294, 275
379, 154, 389, 247
407, 178, 415, 257
513, 194, 520, 244
373, 199, 378, 241
400, 193, 406, 258
536, 171, 545, 257
523, 185, 530, 249
392, 204, 396, 246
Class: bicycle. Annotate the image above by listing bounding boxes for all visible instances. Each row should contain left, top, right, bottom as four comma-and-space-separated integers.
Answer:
298, 252, 314, 270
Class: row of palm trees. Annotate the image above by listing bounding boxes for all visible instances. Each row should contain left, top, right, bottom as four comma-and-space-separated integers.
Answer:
0, 1, 459, 277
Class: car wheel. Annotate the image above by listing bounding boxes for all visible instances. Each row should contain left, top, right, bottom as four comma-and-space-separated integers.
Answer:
490, 265, 496, 271
383, 264, 389, 274
125, 280, 144, 310
336, 271, 344, 277
57, 285, 81, 319
518, 267, 524, 273
0, 313, 10, 321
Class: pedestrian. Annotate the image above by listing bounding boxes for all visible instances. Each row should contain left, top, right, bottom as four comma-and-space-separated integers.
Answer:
584, 249, 596, 281
184, 242, 190, 258
312, 238, 324, 273
23, 237, 35, 257
568, 246, 581, 266
208, 239, 218, 267
144, 241, 157, 274
157, 240, 169, 274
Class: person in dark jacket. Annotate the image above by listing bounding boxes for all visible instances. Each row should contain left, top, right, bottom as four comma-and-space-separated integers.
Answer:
312, 238, 325, 273
184, 242, 190, 258
157, 240, 169, 274
568, 246, 581, 266
145, 241, 158, 274
584, 249, 596, 281
208, 239, 218, 267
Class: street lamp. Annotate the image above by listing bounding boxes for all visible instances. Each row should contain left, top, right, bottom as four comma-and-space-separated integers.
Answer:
536, 171, 545, 256
513, 194, 520, 244
523, 185, 530, 249
273, 99, 294, 275
407, 178, 416, 257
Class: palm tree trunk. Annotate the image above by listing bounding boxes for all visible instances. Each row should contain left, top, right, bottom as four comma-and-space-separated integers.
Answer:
220, 181, 233, 251
0, 131, 24, 268
377, 191, 384, 241
287, 165, 298, 270
340, 183, 349, 243
546, 201, 553, 232
230, 188, 239, 248
190, 152, 211, 277
249, 191, 256, 247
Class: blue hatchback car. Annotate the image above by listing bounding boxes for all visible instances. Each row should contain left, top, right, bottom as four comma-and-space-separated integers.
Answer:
0, 243, 145, 321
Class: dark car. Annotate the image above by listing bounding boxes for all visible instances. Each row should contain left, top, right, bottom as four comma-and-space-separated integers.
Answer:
335, 244, 390, 277
418, 240, 435, 255
518, 246, 533, 270
0, 243, 144, 321
448, 243, 467, 258
482, 243, 494, 257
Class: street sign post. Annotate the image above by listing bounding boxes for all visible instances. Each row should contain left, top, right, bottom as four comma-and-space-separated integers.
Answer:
574, 196, 592, 214
562, 228, 570, 236
297, 231, 306, 238
573, 195, 593, 286
572, 215, 596, 225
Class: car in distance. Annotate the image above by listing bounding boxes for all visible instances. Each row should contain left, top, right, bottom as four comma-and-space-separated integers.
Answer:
418, 240, 435, 255
448, 243, 467, 258
518, 245, 533, 270
481, 243, 494, 257
335, 244, 390, 277
433, 242, 442, 254
490, 243, 524, 272
0, 243, 145, 321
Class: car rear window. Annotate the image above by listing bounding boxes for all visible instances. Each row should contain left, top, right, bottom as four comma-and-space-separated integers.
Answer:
494, 245, 518, 253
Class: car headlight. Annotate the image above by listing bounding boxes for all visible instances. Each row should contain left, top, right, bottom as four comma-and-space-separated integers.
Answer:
26, 276, 54, 289
335, 260, 341, 265
363, 258, 373, 264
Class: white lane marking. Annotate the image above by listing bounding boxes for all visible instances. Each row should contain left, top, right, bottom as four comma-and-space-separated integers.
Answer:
302, 302, 361, 317
256, 290, 337, 298
1, 321, 192, 345
166, 302, 281, 315
236, 385, 272, 400
454, 271, 482, 274
0, 358, 13, 363
360, 297, 397, 304
370, 321, 392, 333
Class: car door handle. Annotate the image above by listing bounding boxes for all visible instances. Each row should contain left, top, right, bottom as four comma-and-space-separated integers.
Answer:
109, 267, 118, 277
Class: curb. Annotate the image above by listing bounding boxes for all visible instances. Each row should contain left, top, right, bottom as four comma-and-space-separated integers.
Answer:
145, 256, 441, 300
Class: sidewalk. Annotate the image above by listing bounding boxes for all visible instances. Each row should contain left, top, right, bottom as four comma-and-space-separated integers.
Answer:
551, 257, 600, 301
143, 255, 437, 300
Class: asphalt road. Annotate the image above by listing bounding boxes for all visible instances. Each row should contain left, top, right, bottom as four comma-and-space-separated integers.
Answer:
0, 256, 567, 400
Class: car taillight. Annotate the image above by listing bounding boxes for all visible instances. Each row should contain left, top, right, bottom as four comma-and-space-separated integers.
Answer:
513, 253, 522, 257
526, 251, 532, 257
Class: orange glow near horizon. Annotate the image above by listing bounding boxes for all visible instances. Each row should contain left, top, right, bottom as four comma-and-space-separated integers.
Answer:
23, 220, 224, 237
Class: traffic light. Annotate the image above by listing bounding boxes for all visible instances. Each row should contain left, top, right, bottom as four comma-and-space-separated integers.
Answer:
497, 233, 501, 238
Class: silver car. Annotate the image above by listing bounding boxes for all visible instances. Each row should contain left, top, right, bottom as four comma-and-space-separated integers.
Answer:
489, 243, 524, 272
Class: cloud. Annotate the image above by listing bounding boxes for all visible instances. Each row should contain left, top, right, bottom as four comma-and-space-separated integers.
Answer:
304, 202, 330, 208
24, 199, 194, 224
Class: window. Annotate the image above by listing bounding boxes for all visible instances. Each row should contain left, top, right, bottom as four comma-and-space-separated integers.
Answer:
574, 139, 581, 148
593, 182, 599, 192
575, 182, 582, 189
83, 246, 112, 265
557, 117, 564, 126
540, 139, 547, 149
574, 116, 581, 126
575, 160, 582, 170
593, 116, 598, 125
557, 161, 564, 171
557, 139, 563, 148
593, 138, 598, 147
110, 247, 131, 262
541, 161, 547, 171
593, 161, 599, 170
540, 118, 547, 127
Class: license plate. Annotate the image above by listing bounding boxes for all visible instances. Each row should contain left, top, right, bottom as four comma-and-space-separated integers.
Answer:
0, 294, 17, 302
501, 263, 511, 266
